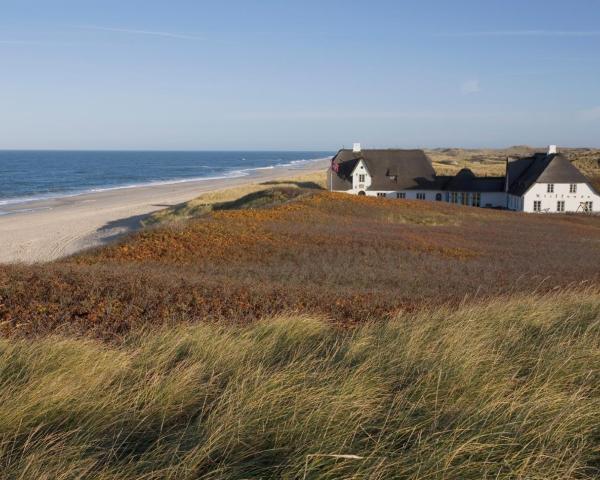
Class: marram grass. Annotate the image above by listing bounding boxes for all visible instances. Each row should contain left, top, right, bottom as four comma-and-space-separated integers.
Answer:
0, 290, 599, 479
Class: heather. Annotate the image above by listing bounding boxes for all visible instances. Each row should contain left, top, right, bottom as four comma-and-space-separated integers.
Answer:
1, 189, 600, 340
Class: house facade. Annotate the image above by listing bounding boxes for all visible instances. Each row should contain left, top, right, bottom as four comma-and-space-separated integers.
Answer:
328, 144, 599, 213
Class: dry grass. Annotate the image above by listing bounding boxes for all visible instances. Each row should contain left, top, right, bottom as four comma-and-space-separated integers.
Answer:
427, 146, 600, 177
0, 291, 598, 478
146, 171, 327, 225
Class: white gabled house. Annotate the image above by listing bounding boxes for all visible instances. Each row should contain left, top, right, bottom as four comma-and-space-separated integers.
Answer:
505, 147, 598, 213
328, 144, 599, 213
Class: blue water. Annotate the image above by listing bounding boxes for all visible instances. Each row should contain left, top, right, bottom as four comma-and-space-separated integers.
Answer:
0, 150, 332, 210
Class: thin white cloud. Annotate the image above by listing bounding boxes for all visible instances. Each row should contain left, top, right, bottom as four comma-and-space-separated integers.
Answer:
226, 111, 497, 121
461, 79, 481, 95
439, 30, 600, 37
0, 40, 75, 46
580, 106, 600, 121
76, 25, 201, 40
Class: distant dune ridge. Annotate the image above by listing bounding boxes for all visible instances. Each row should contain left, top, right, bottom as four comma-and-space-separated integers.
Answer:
426, 146, 600, 179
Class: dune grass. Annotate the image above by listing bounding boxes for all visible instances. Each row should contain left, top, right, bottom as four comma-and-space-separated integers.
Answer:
0, 290, 598, 479
145, 171, 327, 225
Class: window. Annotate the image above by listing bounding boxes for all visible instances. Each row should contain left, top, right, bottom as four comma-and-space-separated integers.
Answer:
460, 192, 469, 205
396, 192, 406, 199
570, 184, 577, 193
547, 184, 554, 193
358, 174, 365, 183
471, 192, 481, 207
450, 192, 458, 204
557, 200, 565, 212
533, 200, 542, 212
377, 192, 386, 198
435, 193, 442, 201
583, 201, 593, 212
416, 193, 426, 200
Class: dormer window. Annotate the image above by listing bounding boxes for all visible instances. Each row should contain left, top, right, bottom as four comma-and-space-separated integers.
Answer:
547, 184, 554, 193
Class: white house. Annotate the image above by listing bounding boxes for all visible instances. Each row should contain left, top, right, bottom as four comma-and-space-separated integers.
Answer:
328, 144, 599, 213
505, 147, 598, 213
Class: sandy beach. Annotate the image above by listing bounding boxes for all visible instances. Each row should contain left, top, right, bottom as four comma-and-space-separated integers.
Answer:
0, 158, 329, 264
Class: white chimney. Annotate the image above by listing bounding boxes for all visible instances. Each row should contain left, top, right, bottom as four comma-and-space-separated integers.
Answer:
353, 143, 361, 153
548, 145, 557, 155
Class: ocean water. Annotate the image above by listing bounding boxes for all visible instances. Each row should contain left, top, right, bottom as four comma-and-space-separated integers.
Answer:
0, 150, 332, 211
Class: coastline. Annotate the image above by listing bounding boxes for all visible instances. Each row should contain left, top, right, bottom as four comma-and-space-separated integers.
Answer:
0, 158, 330, 264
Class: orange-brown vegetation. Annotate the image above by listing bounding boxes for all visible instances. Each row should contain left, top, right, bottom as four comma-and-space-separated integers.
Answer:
1, 188, 600, 340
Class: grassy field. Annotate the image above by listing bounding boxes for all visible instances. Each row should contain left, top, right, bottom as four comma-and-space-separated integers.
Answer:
0, 291, 598, 479
1, 156, 599, 478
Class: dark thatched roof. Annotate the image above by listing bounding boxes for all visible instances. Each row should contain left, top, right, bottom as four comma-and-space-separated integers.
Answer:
328, 148, 594, 196
329, 149, 437, 191
507, 153, 591, 196
442, 169, 505, 192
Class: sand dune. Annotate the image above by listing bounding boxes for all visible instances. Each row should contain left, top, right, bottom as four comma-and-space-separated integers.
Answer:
0, 159, 329, 264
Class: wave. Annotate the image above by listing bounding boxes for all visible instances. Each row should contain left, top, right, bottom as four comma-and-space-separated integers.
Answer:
0, 156, 331, 209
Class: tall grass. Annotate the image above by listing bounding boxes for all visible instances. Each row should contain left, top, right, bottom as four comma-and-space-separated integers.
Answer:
0, 290, 598, 478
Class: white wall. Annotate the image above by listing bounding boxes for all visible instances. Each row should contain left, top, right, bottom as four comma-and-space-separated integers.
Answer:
333, 179, 599, 214
363, 189, 507, 207
352, 160, 372, 192
364, 190, 441, 201
522, 183, 599, 213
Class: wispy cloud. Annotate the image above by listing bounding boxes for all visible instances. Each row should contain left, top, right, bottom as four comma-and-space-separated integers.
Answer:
76, 25, 201, 40
461, 79, 481, 95
580, 106, 600, 121
0, 40, 75, 46
226, 111, 497, 121
439, 30, 600, 37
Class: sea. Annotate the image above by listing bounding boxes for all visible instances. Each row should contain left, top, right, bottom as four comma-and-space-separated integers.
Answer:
0, 150, 332, 214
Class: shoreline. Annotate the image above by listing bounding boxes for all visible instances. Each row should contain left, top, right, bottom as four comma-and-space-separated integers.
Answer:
0, 158, 330, 264
0, 156, 331, 213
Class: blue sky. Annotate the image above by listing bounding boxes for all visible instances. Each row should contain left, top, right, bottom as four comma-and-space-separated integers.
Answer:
1, 0, 599, 150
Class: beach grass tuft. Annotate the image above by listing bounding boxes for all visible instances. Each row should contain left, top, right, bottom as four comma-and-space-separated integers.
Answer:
0, 290, 599, 478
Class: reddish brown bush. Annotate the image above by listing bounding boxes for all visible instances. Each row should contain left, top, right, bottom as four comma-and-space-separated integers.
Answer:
1, 190, 599, 340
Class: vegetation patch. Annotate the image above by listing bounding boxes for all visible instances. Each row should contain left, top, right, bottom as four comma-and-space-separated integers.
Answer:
1, 191, 599, 340
145, 187, 313, 226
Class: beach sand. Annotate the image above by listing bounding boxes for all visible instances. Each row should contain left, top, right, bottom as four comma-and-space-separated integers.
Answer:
0, 159, 330, 264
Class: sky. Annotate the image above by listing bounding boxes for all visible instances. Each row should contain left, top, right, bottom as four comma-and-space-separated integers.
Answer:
1, 0, 599, 150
